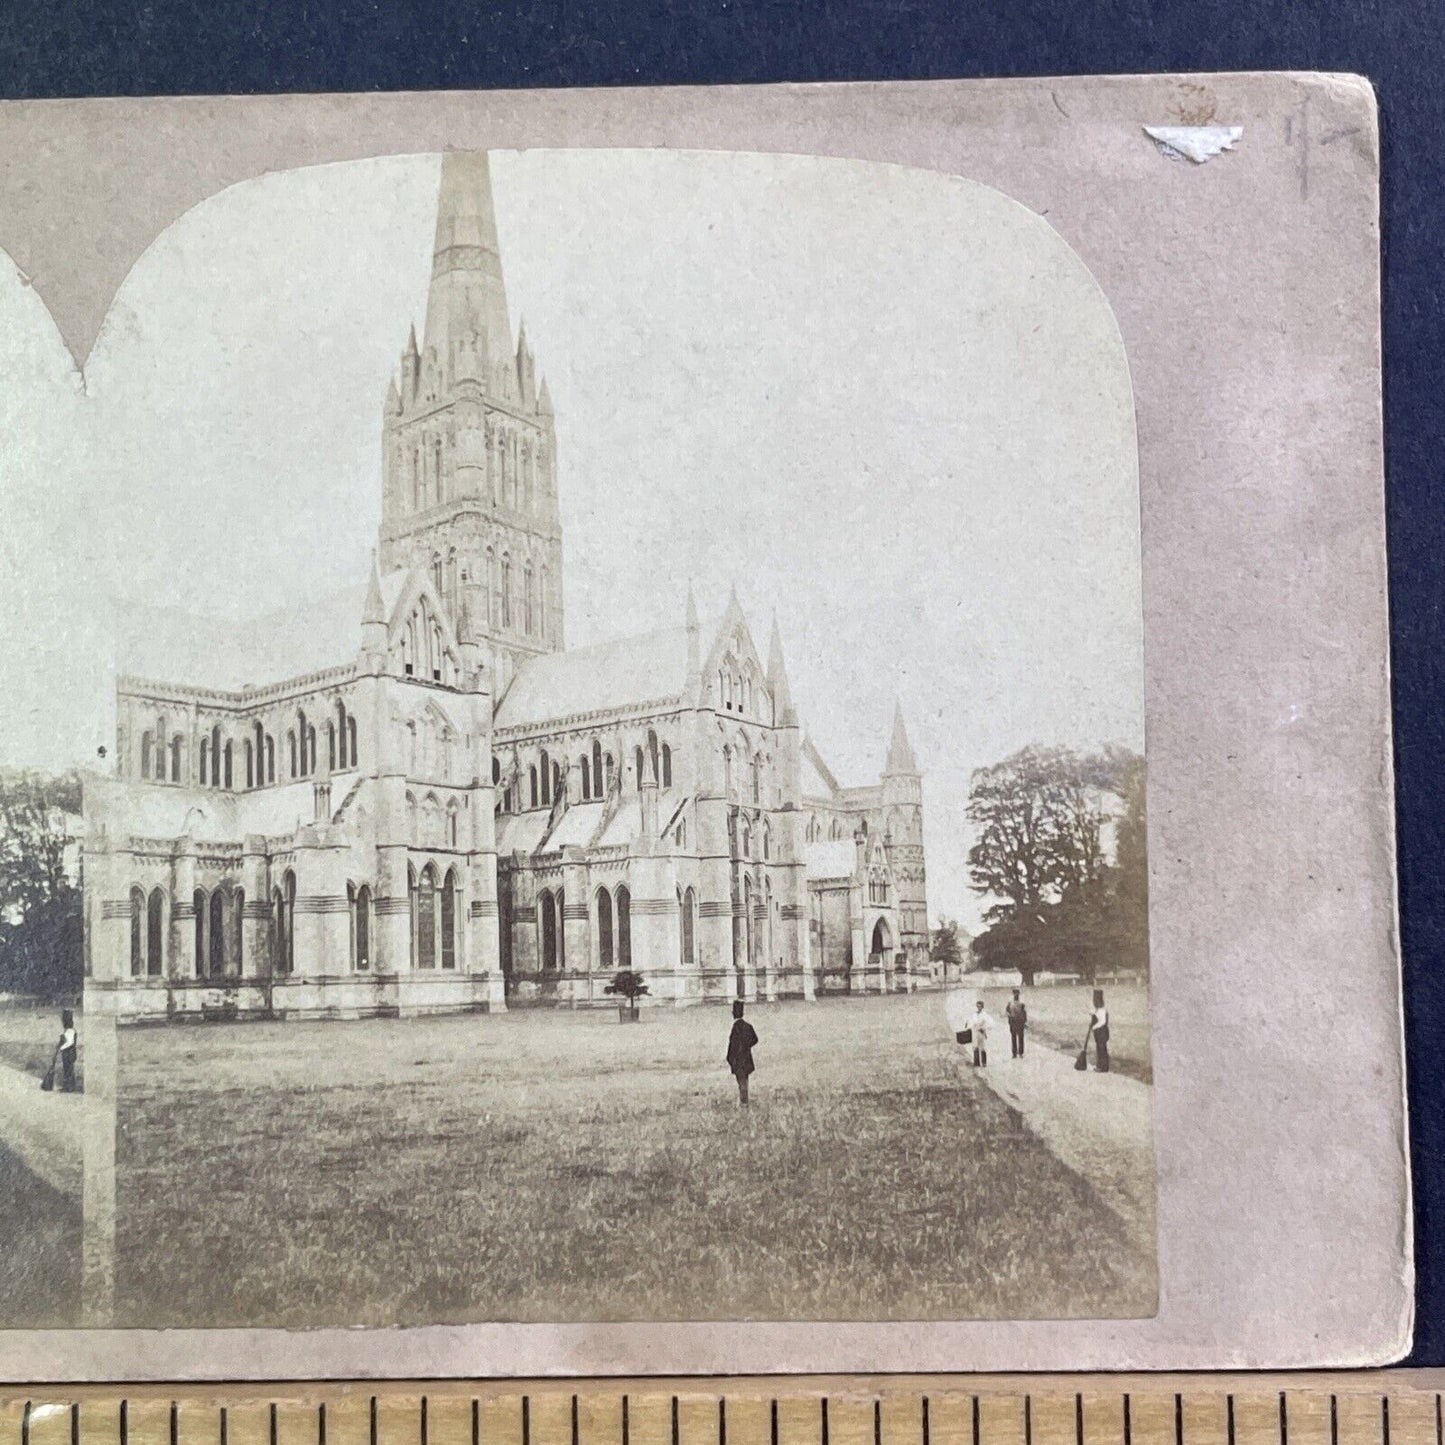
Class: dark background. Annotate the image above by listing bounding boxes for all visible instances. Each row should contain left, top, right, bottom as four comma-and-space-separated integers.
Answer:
1, 0, 1441, 1363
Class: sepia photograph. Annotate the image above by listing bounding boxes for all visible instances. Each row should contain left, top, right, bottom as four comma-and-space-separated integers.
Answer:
0, 144, 1154, 1331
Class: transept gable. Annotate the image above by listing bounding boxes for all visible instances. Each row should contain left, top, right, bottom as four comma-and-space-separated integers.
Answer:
701, 597, 772, 721
385, 568, 464, 684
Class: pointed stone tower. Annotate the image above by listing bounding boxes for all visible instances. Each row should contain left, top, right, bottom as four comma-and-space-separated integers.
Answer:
379, 151, 563, 694
766, 615, 812, 999
881, 701, 928, 965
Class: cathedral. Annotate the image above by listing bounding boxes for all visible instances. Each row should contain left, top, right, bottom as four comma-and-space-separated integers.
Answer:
81, 152, 929, 1022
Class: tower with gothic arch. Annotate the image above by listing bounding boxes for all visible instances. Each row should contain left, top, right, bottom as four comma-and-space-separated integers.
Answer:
379, 151, 563, 698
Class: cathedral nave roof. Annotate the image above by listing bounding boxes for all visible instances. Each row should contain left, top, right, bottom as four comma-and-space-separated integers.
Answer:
493, 623, 697, 731
805, 839, 860, 882
114, 571, 413, 694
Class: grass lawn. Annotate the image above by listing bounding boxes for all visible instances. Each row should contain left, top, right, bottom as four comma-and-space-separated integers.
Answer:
968, 984, 1152, 1082
115, 992, 1155, 1327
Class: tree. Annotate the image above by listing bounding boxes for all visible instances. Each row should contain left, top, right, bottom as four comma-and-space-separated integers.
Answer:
0, 769, 84, 1001
966, 744, 1145, 983
930, 918, 965, 975
603, 968, 650, 1022
1106, 748, 1149, 976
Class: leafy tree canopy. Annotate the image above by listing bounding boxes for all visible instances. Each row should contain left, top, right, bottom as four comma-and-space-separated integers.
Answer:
0, 768, 84, 1001
966, 745, 1146, 984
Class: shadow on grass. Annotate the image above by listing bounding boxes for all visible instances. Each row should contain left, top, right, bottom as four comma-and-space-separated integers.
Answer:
0, 1141, 81, 1327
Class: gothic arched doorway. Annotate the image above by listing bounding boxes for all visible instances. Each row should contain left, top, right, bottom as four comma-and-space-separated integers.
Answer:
870, 918, 892, 959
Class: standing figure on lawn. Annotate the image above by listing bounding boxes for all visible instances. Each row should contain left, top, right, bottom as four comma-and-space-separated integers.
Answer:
726, 1001, 759, 1106
1087, 988, 1111, 1073
1006, 988, 1027, 1058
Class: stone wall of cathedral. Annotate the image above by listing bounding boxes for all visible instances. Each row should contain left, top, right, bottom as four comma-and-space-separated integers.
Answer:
87, 651, 508, 1022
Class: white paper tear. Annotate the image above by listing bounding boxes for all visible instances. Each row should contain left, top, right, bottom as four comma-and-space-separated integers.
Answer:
1143, 124, 1244, 164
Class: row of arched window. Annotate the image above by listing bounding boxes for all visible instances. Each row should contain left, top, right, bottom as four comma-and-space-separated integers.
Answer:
400, 600, 456, 685
409, 431, 449, 513
529, 752, 565, 810
734, 873, 777, 971
723, 741, 769, 805
127, 873, 717, 980
596, 885, 632, 970
139, 723, 183, 783
579, 742, 613, 801
135, 703, 359, 792
129, 878, 279, 977
193, 886, 244, 977
534, 883, 698, 972
129, 867, 466, 979
406, 791, 463, 849
128, 887, 165, 977
538, 888, 567, 971
805, 814, 857, 844
489, 428, 545, 515
409, 863, 461, 970
717, 655, 768, 720
736, 819, 771, 861
472, 549, 550, 640
406, 711, 459, 781
632, 732, 674, 791
399, 425, 546, 517
498, 732, 678, 817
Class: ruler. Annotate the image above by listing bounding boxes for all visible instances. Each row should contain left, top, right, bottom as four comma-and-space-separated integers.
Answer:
3, 1378, 1444, 1445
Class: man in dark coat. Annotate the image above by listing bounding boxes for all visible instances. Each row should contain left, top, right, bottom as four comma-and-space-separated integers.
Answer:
1006, 989, 1028, 1058
726, 1000, 759, 1105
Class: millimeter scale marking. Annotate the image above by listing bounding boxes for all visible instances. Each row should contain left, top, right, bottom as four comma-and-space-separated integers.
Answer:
6, 1380, 1445, 1445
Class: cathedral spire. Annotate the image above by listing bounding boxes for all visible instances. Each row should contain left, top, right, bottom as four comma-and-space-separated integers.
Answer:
884, 700, 919, 776
767, 613, 796, 725
423, 151, 514, 367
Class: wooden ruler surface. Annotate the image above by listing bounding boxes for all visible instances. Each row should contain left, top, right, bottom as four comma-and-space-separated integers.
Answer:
5, 1377, 1445, 1445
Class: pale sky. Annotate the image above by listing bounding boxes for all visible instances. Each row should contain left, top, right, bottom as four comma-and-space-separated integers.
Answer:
0, 149, 1143, 930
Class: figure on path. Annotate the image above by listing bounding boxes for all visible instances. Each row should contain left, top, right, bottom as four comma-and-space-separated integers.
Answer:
726, 1001, 759, 1105
1088, 988, 1111, 1073
1006, 988, 1028, 1058
57, 1009, 78, 1093
971, 999, 998, 1069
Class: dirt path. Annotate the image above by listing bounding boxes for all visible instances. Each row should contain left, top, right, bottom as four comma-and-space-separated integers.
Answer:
0, 1059, 82, 1199
971, 1041, 1156, 1254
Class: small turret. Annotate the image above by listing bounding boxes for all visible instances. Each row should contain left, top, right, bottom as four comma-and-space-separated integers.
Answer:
401, 324, 420, 404
639, 744, 659, 848
516, 320, 536, 407
457, 589, 483, 683
685, 582, 701, 692
361, 550, 388, 667
384, 375, 402, 417
537, 376, 554, 417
